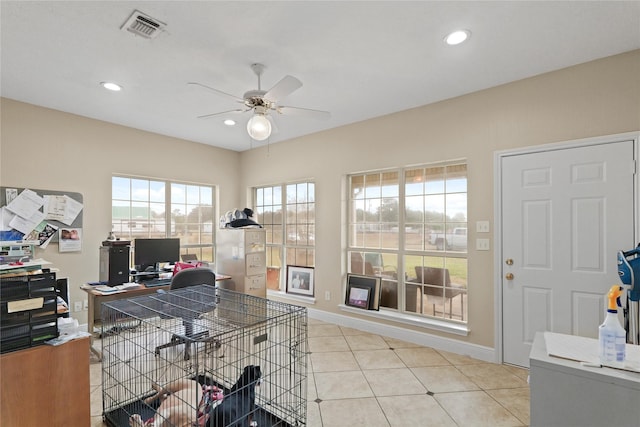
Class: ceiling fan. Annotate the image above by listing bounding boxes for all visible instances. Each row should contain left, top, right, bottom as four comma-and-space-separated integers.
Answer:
189, 63, 330, 141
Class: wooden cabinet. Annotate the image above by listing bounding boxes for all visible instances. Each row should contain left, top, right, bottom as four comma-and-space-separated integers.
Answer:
0, 336, 91, 426
216, 228, 266, 298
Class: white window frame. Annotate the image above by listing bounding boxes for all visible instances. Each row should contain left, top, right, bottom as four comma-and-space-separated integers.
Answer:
254, 181, 315, 297
111, 175, 216, 262
346, 161, 468, 333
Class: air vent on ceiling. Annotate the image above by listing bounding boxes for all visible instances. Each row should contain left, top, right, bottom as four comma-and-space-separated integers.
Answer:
121, 10, 166, 39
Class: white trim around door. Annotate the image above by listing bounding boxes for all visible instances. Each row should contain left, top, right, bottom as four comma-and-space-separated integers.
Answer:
494, 131, 639, 365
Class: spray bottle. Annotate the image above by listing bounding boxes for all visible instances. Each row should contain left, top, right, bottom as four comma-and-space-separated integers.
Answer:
598, 285, 626, 365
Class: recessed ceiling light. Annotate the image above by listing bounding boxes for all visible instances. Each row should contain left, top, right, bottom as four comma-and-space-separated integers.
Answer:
223, 119, 236, 126
100, 81, 122, 91
445, 30, 470, 46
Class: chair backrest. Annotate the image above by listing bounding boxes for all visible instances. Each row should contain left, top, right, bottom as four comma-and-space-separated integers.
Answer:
170, 267, 216, 290
415, 266, 451, 286
350, 252, 375, 275
415, 266, 465, 298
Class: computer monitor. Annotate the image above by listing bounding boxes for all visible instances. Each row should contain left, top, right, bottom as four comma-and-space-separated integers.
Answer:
134, 238, 180, 272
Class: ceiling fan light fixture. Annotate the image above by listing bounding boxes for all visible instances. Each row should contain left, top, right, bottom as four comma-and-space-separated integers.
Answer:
247, 114, 271, 141
444, 29, 470, 45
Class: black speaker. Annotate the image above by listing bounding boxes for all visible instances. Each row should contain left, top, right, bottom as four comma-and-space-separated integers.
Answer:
99, 245, 130, 286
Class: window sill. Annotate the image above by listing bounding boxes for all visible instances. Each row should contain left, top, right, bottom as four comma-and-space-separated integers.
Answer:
267, 290, 316, 305
338, 304, 469, 336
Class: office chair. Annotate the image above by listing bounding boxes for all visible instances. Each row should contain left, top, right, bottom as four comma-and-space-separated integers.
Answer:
351, 252, 398, 308
170, 267, 215, 289
350, 252, 375, 275
415, 266, 466, 320
154, 267, 217, 360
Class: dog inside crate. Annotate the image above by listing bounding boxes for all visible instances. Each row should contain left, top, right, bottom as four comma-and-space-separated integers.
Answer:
100, 285, 307, 427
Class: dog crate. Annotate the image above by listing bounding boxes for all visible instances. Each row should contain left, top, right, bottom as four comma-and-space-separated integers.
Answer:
101, 285, 307, 427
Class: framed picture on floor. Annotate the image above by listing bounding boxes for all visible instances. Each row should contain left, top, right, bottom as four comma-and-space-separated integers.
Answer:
345, 274, 381, 310
345, 284, 371, 309
286, 265, 314, 297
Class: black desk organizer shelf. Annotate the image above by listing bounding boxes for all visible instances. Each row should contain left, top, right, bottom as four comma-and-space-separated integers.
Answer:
0, 272, 59, 353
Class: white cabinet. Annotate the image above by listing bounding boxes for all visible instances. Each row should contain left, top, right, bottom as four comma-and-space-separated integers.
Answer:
216, 228, 266, 298
529, 332, 640, 427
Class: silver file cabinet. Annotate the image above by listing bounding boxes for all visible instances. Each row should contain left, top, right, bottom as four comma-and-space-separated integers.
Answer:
216, 228, 266, 298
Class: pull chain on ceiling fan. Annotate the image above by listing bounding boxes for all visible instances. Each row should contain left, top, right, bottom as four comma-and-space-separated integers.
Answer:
189, 63, 330, 141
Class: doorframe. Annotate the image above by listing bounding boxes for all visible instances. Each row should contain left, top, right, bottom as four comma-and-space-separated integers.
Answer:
493, 131, 639, 364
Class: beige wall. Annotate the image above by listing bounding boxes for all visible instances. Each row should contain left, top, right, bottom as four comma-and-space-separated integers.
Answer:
239, 50, 640, 348
1, 49, 638, 348
0, 100, 241, 324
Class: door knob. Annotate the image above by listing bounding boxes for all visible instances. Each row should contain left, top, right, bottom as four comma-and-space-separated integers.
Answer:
505, 273, 514, 280
505, 259, 514, 265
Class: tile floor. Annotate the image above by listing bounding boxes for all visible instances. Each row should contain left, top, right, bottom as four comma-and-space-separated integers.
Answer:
89, 318, 530, 426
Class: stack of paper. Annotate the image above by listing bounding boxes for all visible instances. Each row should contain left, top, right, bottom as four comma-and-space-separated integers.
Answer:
92, 285, 125, 294
544, 331, 640, 373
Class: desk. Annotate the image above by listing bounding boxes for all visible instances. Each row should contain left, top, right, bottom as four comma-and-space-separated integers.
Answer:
82, 273, 230, 359
1, 337, 90, 426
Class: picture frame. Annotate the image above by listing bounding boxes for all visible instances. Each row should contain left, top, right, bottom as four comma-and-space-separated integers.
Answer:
286, 265, 314, 297
345, 284, 371, 309
345, 274, 382, 310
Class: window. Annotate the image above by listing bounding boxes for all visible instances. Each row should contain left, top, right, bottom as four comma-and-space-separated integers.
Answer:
255, 182, 315, 292
112, 176, 215, 262
348, 162, 467, 322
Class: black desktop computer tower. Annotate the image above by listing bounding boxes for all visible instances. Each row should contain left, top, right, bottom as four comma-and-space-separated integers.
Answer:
99, 244, 130, 286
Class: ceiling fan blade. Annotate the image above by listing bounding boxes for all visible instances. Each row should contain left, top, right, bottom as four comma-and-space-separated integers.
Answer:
187, 82, 244, 103
277, 106, 331, 120
197, 108, 247, 119
264, 75, 302, 102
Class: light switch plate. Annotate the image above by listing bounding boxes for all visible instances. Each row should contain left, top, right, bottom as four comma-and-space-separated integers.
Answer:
476, 220, 490, 233
476, 238, 490, 251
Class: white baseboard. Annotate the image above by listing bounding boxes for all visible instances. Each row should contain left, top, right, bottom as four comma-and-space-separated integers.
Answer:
307, 307, 497, 363
79, 310, 496, 363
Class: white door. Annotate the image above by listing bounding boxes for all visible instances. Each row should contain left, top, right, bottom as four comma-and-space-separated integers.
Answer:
501, 139, 635, 367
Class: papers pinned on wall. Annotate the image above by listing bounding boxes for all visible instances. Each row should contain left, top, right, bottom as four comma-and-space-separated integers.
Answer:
0, 187, 84, 253
5, 189, 44, 219
24, 222, 59, 248
44, 195, 83, 225
59, 227, 82, 252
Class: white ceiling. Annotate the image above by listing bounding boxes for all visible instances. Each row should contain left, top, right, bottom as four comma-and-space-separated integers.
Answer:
2, 1, 639, 152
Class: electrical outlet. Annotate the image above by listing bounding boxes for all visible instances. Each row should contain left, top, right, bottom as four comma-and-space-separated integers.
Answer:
325, 291, 331, 301
476, 220, 490, 233
476, 238, 490, 251
74, 301, 82, 312
83, 299, 88, 310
